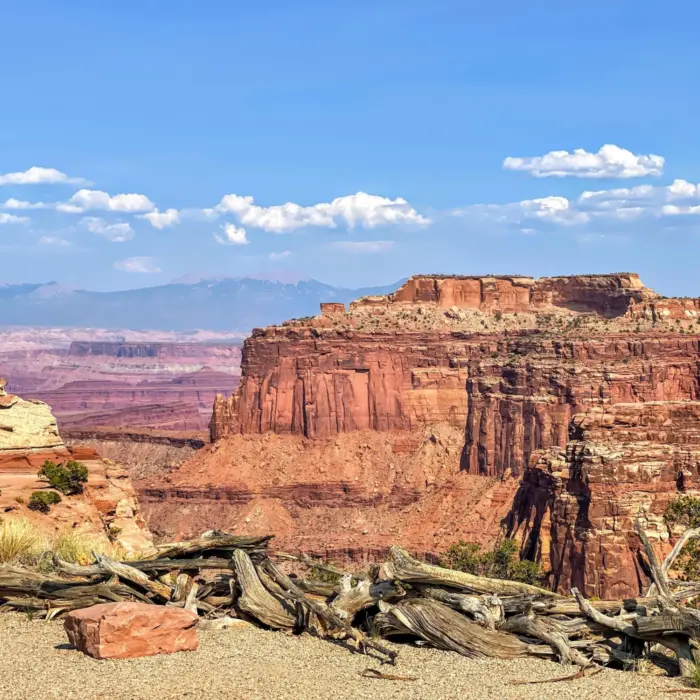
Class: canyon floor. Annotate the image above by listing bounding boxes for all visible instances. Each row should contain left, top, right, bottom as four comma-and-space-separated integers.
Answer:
0, 613, 683, 700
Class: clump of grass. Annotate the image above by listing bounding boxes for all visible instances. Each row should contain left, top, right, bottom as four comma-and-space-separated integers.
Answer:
52, 529, 135, 564
51, 529, 105, 565
0, 518, 46, 565
0, 517, 132, 569
691, 662, 700, 689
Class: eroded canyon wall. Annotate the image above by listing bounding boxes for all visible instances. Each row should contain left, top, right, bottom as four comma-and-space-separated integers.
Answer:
3, 335, 240, 432
163, 273, 700, 595
507, 403, 700, 597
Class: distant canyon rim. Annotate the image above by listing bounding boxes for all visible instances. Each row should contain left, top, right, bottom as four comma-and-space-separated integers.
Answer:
5, 272, 700, 599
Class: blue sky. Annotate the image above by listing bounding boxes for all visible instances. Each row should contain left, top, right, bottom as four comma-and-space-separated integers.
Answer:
3, 1, 700, 294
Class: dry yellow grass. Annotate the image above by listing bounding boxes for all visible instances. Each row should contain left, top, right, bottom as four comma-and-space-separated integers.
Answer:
0, 517, 133, 568
0, 518, 45, 565
51, 529, 124, 565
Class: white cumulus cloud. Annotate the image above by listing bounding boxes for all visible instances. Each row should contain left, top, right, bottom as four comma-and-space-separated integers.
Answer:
0, 213, 29, 224
139, 208, 180, 229
268, 250, 292, 260
59, 189, 155, 214
214, 191, 429, 233
0, 166, 87, 186
82, 216, 135, 242
503, 144, 664, 179
114, 256, 161, 273
214, 223, 249, 245
329, 240, 394, 253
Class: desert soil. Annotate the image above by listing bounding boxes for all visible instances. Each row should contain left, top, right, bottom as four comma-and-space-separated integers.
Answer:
0, 613, 687, 700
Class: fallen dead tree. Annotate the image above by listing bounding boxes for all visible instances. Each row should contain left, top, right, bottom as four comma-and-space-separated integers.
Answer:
1, 523, 700, 676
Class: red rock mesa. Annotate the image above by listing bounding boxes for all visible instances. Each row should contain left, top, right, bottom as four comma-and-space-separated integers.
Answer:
142, 274, 700, 597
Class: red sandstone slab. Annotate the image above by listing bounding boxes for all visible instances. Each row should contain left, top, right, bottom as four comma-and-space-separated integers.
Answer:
64, 602, 198, 660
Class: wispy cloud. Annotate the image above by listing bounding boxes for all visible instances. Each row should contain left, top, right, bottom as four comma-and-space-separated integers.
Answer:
0, 213, 29, 224
503, 144, 664, 179
82, 216, 135, 242
1, 198, 50, 210
38, 235, 70, 247
328, 240, 394, 253
268, 250, 292, 260
114, 256, 161, 273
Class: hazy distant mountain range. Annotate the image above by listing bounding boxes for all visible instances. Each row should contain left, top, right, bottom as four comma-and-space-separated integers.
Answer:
0, 278, 404, 331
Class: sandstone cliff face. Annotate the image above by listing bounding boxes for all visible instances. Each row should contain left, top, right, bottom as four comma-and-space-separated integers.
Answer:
189, 274, 700, 595
0, 381, 154, 554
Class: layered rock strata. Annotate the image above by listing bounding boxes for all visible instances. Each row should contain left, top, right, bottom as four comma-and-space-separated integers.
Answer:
3, 337, 240, 432
154, 273, 700, 596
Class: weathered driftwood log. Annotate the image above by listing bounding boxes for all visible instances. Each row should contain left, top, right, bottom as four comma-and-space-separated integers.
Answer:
416, 586, 502, 629
381, 547, 560, 598
329, 576, 404, 620
184, 581, 199, 614
572, 586, 700, 678
261, 558, 398, 664
661, 527, 700, 578
232, 550, 296, 629
172, 573, 193, 603
92, 553, 172, 601
156, 535, 273, 559
52, 555, 236, 577
1, 595, 105, 612
375, 598, 529, 659
571, 587, 638, 636
634, 611, 700, 638
295, 579, 338, 597
498, 607, 590, 667
635, 520, 675, 605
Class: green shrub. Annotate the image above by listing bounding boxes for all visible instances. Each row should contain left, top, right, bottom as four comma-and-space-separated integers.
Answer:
665, 496, 700, 580
38, 460, 88, 495
28, 491, 62, 514
441, 537, 542, 585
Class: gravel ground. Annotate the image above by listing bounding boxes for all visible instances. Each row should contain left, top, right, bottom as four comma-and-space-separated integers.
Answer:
0, 613, 689, 700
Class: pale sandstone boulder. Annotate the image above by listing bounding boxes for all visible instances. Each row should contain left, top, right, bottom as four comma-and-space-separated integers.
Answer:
0, 378, 63, 452
64, 602, 198, 659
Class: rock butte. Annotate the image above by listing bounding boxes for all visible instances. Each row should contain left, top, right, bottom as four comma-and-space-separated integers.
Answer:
0, 379, 154, 554
142, 274, 700, 598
